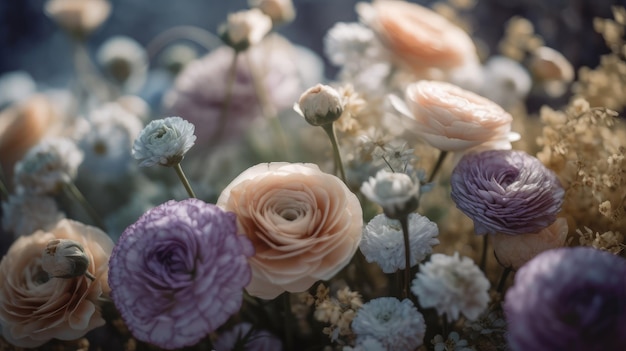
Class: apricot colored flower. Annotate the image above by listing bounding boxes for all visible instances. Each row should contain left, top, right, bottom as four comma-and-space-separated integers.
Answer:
0, 219, 113, 348
391, 80, 516, 152
217, 162, 363, 300
492, 218, 568, 270
357, 0, 478, 77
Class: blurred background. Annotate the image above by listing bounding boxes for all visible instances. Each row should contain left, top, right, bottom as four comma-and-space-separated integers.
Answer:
0, 0, 619, 87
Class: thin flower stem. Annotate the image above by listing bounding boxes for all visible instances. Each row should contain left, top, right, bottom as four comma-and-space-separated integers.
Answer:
0, 164, 8, 200
246, 53, 290, 160
399, 215, 412, 301
497, 267, 513, 294
211, 50, 239, 146
283, 292, 294, 351
174, 163, 196, 198
480, 234, 488, 271
322, 124, 347, 183
428, 150, 448, 183
64, 182, 106, 229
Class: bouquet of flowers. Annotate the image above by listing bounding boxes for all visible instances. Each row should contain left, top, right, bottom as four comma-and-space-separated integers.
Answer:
1, 0, 625, 350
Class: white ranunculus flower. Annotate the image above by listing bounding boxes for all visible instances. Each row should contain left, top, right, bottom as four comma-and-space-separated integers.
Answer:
360, 169, 420, 219
219, 8, 272, 51
13, 137, 84, 195
131, 116, 196, 167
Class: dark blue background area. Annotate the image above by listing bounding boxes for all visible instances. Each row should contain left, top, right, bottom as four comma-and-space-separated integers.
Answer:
0, 0, 619, 87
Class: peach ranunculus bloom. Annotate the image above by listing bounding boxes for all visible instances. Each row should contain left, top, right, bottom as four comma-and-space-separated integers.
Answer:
492, 218, 569, 270
0, 219, 114, 348
390, 80, 518, 152
217, 162, 363, 300
356, 0, 479, 78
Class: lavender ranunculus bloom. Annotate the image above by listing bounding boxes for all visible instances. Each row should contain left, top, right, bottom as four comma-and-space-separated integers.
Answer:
450, 150, 563, 235
504, 247, 626, 351
108, 199, 254, 350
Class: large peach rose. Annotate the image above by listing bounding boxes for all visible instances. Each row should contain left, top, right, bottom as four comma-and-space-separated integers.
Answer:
0, 219, 113, 348
357, 0, 478, 77
492, 218, 568, 270
217, 162, 363, 299
390, 80, 517, 152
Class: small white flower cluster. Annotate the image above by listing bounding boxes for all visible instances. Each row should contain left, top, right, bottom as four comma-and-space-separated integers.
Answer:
360, 169, 420, 219
351, 297, 425, 351
412, 253, 490, 322
360, 213, 439, 273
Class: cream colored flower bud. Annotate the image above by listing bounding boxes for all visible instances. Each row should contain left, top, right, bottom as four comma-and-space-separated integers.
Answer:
42, 239, 90, 279
218, 9, 272, 52
248, 0, 296, 26
530, 46, 574, 82
295, 84, 344, 126
44, 0, 111, 40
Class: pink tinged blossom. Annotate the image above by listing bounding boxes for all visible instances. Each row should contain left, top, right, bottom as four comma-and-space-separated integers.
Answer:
390, 80, 517, 153
108, 199, 254, 349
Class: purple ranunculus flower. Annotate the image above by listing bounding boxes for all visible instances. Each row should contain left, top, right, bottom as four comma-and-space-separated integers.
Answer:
450, 149, 564, 235
108, 198, 254, 350
504, 247, 626, 351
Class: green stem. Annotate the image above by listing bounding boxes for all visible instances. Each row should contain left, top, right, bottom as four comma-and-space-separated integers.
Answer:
322, 124, 346, 183
428, 150, 448, 183
64, 182, 106, 229
174, 163, 196, 198
210, 50, 239, 147
283, 292, 294, 351
497, 267, 512, 294
480, 234, 488, 271
399, 215, 412, 301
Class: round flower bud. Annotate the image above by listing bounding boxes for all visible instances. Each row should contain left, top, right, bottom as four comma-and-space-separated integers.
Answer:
360, 170, 420, 220
295, 84, 344, 127
218, 8, 272, 52
44, 0, 111, 40
41, 239, 90, 279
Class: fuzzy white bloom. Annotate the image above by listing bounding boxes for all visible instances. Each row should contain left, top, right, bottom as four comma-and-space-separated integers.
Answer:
480, 56, 531, 109
2, 194, 65, 238
360, 213, 439, 273
13, 137, 84, 195
248, 0, 295, 25
79, 103, 143, 180
324, 22, 386, 67
432, 332, 474, 351
352, 297, 425, 351
295, 84, 344, 126
97, 36, 147, 92
219, 8, 272, 51
132, 116, 196, 167
412, 253, 490, 322
360, 170, 420, 219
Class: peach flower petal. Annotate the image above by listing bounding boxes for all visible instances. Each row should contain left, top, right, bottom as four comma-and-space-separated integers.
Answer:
217, 162, 363, 299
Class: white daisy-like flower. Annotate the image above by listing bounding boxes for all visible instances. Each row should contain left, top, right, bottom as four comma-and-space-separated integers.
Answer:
78, 103, 143, 180
13, 137, 84, 195
360, 169, 420, 219
132, 116, 196, 167
2, 193, 65, 237
411, 253, 490, 322
323, 22, 386, 67
97, 36, 148, 92
360, 213, 439, 273
351, 297, 425, 351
